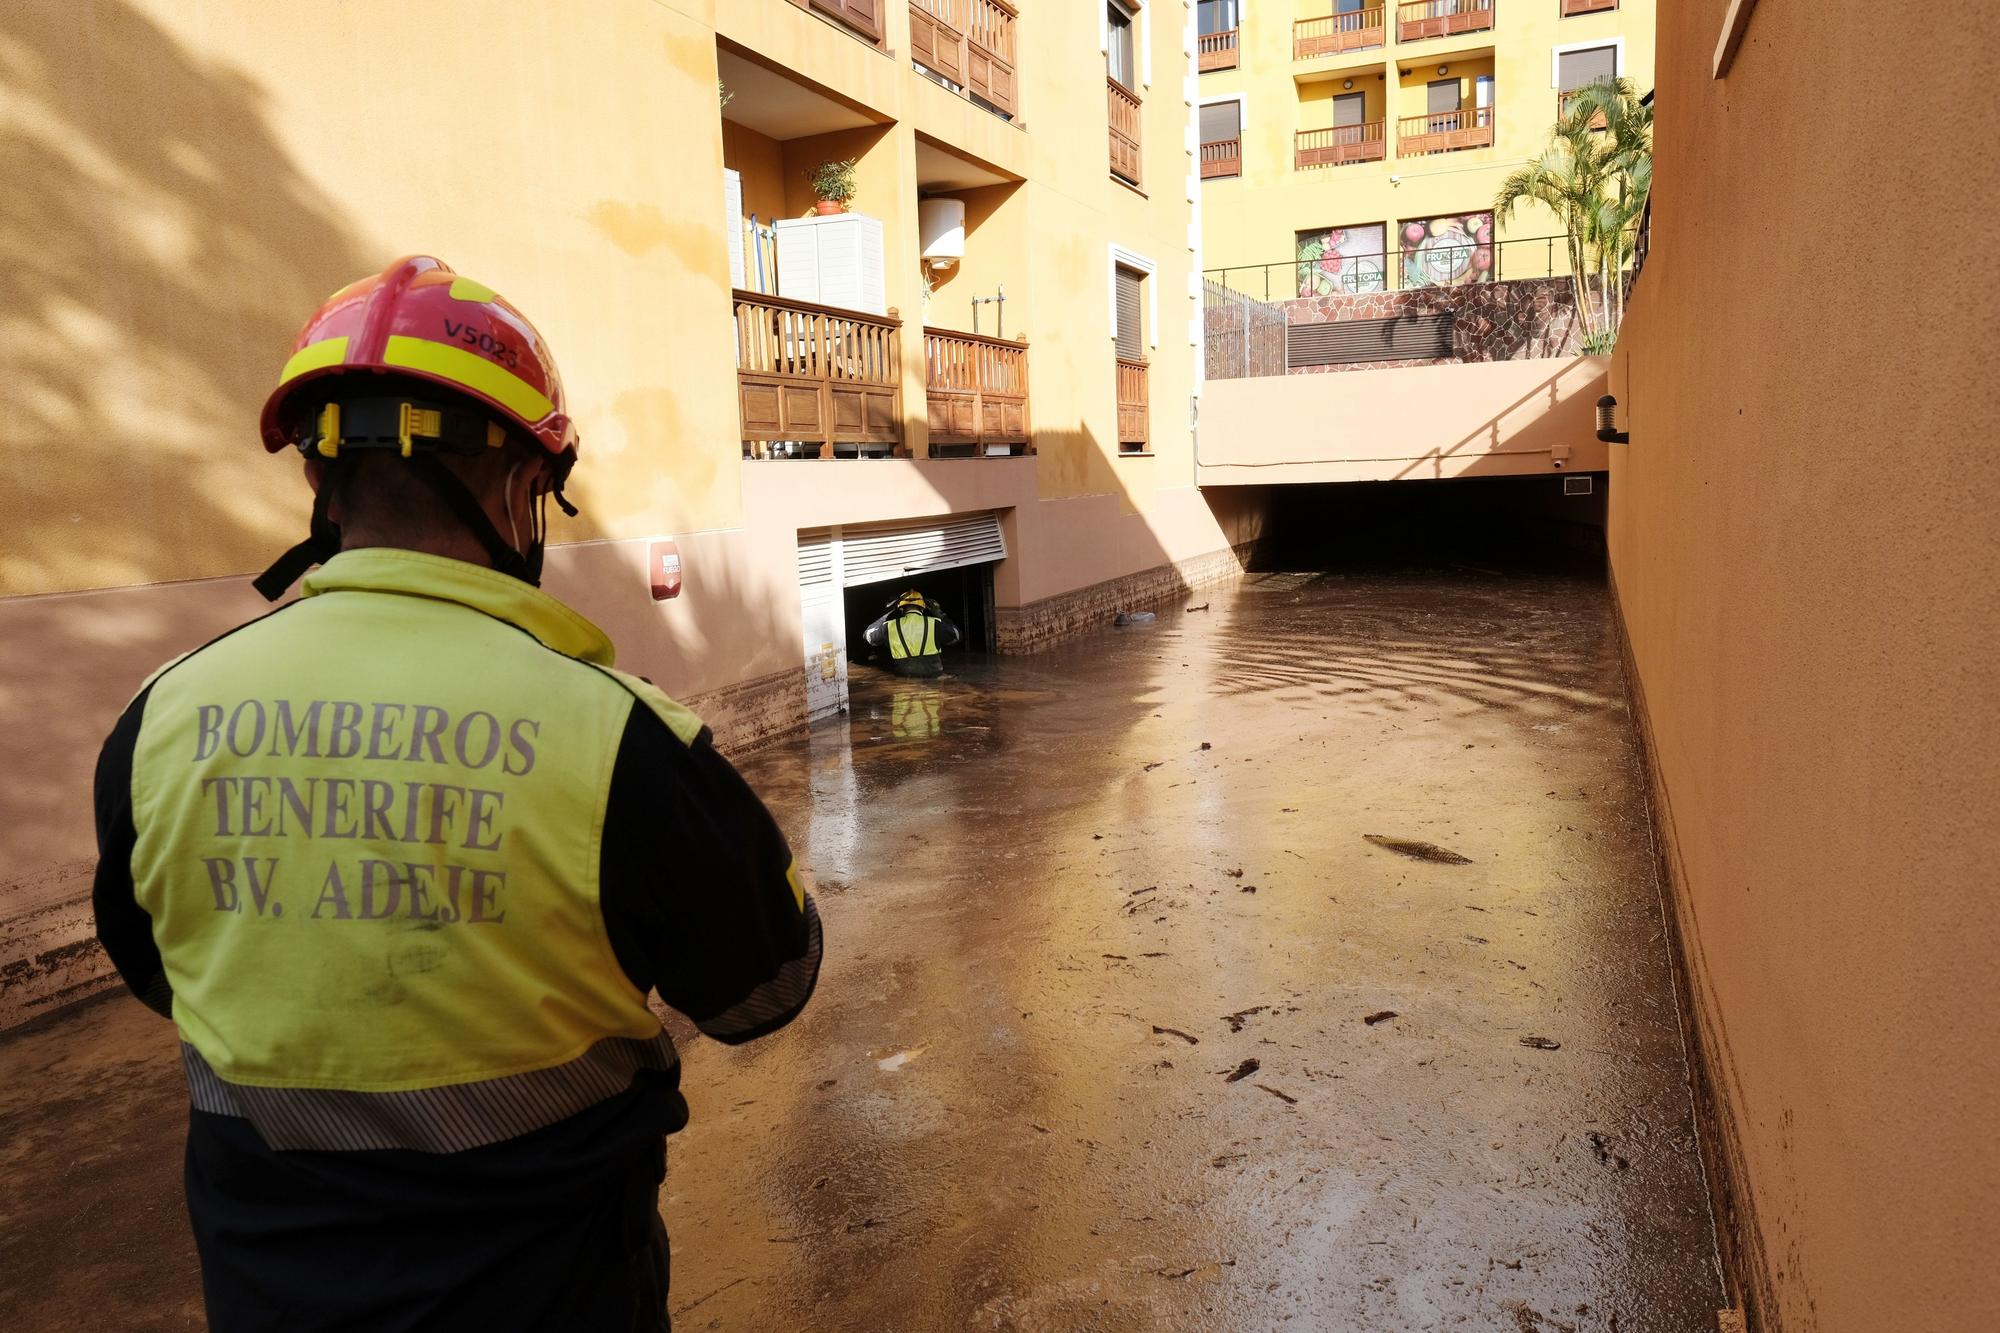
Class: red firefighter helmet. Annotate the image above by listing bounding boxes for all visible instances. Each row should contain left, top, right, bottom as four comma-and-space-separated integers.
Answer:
260, 255, 578, 458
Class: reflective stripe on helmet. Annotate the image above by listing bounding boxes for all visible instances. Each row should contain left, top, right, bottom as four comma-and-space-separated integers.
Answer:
277, 336, 351, 386
381, 335, 555, 426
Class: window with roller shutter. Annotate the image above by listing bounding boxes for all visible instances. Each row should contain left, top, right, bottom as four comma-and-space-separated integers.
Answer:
1114, 267, 1145, 363
1199, 101, 1241, 179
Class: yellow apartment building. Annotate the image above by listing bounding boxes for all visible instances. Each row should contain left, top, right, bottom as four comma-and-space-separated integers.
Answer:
1192, 0, 1655, 298
0, 0, 1268, 1023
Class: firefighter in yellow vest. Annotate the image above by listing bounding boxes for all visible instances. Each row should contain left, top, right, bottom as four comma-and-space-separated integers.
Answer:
90, 257, 821, 1332
862, 589, 962, 677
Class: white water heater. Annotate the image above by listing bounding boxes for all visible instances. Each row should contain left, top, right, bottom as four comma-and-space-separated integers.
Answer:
919, 197, 966, 269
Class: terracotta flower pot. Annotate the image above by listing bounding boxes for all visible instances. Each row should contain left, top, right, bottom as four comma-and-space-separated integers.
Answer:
814, 198, 845, 216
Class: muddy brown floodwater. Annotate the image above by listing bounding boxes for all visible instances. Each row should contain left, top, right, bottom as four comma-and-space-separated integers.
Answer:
0, 565, 1723, 1332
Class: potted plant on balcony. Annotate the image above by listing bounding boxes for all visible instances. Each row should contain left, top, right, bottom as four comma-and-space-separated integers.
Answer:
808, 158, 858, 215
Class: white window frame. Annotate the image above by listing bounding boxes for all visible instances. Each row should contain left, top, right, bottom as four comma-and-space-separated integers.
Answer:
1108, 244, 1160, 351
1550, 37, 1624, 89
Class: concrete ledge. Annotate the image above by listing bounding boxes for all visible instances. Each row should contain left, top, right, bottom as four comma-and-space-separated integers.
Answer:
995, 542, 1256, 653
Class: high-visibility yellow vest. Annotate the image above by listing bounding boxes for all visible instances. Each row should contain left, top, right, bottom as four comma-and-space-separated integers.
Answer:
886, 609, 940, 660
127, 549, 701, 1137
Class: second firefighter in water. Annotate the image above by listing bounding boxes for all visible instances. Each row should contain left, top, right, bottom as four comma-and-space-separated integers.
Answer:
863, 590, 962, 678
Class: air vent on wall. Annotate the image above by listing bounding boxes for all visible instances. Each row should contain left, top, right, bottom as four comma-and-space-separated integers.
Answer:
1563, 476, 1594, 496
1287, 313, 1454, 368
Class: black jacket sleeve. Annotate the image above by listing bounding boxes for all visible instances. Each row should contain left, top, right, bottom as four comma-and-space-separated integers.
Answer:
598, 704, 821, 1044
91, 689, 173, 1018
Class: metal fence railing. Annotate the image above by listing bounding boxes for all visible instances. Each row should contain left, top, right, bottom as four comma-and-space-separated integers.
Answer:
1206, 231, 1634, 304
1203, 279, 1288, 380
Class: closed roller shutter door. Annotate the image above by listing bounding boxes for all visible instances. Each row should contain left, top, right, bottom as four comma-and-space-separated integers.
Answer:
839, 511, 1008, 588
798, 531, 835, 588
1114, 267, 1145, 362
1558, 45, 1618, 91
1288, 314, 1455, 367
1198, 101, 1240, 144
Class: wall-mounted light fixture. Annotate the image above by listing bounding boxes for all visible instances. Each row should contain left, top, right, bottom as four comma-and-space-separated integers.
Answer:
1437, 65, 1449, 76
1596, 394, 1630, 444
1342, 78, 1354, 89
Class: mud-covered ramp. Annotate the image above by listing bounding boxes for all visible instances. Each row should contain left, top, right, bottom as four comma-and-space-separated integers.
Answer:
0, 562, 1721, 1332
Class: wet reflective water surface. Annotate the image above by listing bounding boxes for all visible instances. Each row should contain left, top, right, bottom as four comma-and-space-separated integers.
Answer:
681, 567, 1722, 1331
0, 565, 1723, 1332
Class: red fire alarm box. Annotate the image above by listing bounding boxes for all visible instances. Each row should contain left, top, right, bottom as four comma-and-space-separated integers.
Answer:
648, 539, 683, 601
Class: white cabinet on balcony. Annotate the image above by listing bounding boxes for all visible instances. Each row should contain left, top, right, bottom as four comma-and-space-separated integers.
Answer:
775, 212, 887, 316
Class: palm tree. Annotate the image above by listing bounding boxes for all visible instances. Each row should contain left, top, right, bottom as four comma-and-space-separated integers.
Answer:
1493, 77, 1652, 353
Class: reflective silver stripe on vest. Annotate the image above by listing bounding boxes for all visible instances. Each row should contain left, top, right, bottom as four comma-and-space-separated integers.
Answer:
696, 898, 824, 1041
181, 1032, 681, 1154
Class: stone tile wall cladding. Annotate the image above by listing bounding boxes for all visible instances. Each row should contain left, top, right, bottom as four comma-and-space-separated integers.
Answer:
1281, 275, 1585, 374
996, 544, 1258, 653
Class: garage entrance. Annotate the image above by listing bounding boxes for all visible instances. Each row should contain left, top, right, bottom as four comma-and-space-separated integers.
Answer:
797, 512, 1006, 721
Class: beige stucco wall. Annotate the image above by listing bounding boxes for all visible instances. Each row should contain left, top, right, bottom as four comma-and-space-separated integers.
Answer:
1607, 2, 2000, 1329
1199, 356, 1608, 485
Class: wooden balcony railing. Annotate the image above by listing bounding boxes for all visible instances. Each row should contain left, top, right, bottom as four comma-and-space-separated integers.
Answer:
1198, 28, 1240, 71
1294, 8, 1385, 59
1395, 0, 1496, 42
787, 0, 885, 46
1116, 357, 1149, 451
910, 0, 1018, 115
1108, 78, 1143, 185
735, 290, 904, 457
1295, 123, 1386, 168
1397, 106, 1494, 156
924, 328, 1030, 456
1561, 0, 1616, 14
1200, 137, 1243, 178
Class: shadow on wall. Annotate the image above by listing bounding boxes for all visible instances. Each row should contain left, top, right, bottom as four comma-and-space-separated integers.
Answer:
0, 0, 379, 597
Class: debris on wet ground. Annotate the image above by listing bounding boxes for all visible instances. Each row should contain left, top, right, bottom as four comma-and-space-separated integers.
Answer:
1156, 1259, 1236, 1281
1588, 1132, 1631, 1171
1200, 741, 1213, 750
1113, 611, 1156, 626
1363, 1010, 1399, 1025
1102, 953, 1128, 961
1226, 867, 1244, 877
1520, 1036, 1562, 1050
1222, 1007, 1267, 1033
1142, 761, 1165, 771
1363, 833, 1475, 864
1185, 603, 1209, 612
875, 1047, 925, 1070
1210, 1153, 1246, 1169
1223, 1058, 1261, 1082
1152, 1025, 1200, 1045
1240, 884, 1257, 893
1255, 1084, 1298, 1105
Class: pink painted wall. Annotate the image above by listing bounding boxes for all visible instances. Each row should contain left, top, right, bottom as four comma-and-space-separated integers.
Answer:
1198, 356, 1609, 485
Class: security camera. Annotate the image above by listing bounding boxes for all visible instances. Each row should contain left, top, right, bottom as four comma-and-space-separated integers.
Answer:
1551, 456, 1566, 469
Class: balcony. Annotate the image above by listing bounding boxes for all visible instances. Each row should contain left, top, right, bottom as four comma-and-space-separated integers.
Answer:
1116, 358, 1149, 452
786, 0, 886, 47
735, 290, 905, 459
1557, 87, 1610, 128
1398, 106, 1493, 155
909, 0, 1018, 118
1201, 136, 1243, 178
1561, 0, 1616, 13
1296, 123, 1386, 169
1108, 78, 1143, 186
1395, 0, 1495, 43
924, 329, 1031, 457
1295, 8, 1385, 59
1198, 28, 1240, 72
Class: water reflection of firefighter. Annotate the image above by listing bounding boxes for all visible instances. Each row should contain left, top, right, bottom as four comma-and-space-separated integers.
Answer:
863, 590, 961, 678
889, 683, 944, 740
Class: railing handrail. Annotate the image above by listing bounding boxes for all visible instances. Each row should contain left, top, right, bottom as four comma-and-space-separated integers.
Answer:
733, 287, 900, 329
1296, 6, 1385, 30
1117, 354, 1149, 371
1397, 106, 1493, 131
1198, 28, 1239, 49
1298, 122, 1385, 144
923, 324, 1028, 355
1201, 135, 1243, 153
1107, 73, 1139, 105
1395, 0, 1492, 16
